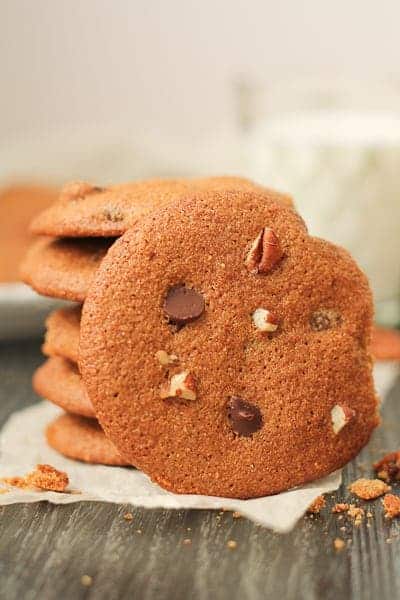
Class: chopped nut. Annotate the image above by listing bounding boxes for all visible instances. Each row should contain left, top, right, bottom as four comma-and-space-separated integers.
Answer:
373, 451, 400, 483
227, 540, 237, 549
307, 495, 326, 514
182, 538, 192, 545
331, 404, 355, 435
81, 575, 93, 587
349, 478, 390, 500
61, 181, 103, 201
251, 308, 279, 332
155, 350, 179, 366
160, 371, 197, 401
232, 511, 242, 519
333, 538, 346, 552
310, 309, 341, 332
123, 512, 134, 521
332, 503, 350, 513
245, 228, 283, 275
382, 494, 400, 519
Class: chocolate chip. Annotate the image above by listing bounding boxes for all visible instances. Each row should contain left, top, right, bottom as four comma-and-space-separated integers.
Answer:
226, 396, 263, 436
310, 309, 341, 332
164, 285, 205, 326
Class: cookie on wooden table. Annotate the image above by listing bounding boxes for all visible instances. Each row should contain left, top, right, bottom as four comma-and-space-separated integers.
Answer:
79, 189, 379, 499
20, 237, 113, 302
30, 177, 293, 238
33, 356, 95, 418
46, 413, 129, 466
43, 305, 81, 363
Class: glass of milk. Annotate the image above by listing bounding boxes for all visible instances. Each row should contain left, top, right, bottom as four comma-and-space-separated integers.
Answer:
243, 78, 400, 326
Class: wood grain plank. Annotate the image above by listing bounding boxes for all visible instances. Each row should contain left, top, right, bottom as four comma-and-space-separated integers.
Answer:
0, 340, 399, 600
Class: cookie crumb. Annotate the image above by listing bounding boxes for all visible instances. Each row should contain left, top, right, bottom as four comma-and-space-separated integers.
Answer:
1, 476, 28, 489
348, 478, 390, 500
374, 451, 400, 483
333, 538, 346, 552
123, 512, 134, 521
307, 495, 326, 514
1, 465, 69, 493
182, 538, 192, 545
227, 540, 237, 549
382, 494, 400, 519
332, 503, 350, 513
81, 575, 92, 587
347, 505, 365, 526
26, 464, 69, 492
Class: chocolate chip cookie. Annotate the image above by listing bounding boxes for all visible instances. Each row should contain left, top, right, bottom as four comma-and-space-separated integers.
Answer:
20, 237, 113, 301
33, 356, 95, 418
79, 189, 378, 498
43, 305, 81, 363
46, 413, 129, 466
30, 177, 293, 238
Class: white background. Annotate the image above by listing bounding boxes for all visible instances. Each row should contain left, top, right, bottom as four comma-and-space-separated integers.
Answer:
1, 0, 400, 142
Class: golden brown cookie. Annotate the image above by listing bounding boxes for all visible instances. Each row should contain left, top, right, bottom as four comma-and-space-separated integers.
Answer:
46, 413, 129, 466
20, 237, 112, 301
30, 177, 293, 238
43, 305, 81, 362
0, 183, 58, 282
79, 189, 378, 499
33, 356, 95, 418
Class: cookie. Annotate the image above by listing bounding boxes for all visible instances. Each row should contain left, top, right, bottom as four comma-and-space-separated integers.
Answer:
0, 183, 58, 282
33, 356, 95, 418
43, 305, 81, 363
30, 177, 293, 238
79, 189, 378, 499
20, 237, 112, 301
371, 326, 400, 361
46, 413, 129, 466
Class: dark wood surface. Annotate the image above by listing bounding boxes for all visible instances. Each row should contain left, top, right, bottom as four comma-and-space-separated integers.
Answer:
0, 339, 399, 600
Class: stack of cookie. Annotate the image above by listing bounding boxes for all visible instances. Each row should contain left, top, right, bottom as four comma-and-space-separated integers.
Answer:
22, 177, 379, 499
21, 177, 281, 469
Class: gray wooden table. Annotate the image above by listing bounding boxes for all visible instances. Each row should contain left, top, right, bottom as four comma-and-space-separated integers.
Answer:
0, 339, 399, 600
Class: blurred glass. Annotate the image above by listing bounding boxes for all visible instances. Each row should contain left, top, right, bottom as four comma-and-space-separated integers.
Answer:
240, 78, 400, 326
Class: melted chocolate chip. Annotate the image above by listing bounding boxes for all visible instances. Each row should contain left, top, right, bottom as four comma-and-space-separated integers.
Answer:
227, 396, 263, 436
310, 309, 342, 332
164, 285, 205, 326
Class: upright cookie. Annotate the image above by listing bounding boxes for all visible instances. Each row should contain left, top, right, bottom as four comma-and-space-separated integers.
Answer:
43, 305, 81, 363
30, 177, 293, 238
79, 189, 378, 498
46, 413, 129, 466
20, 237, 112, 301
33, 356, 95, 418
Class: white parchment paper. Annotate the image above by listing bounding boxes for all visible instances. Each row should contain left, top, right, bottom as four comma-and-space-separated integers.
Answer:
0, 362, 398, 533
